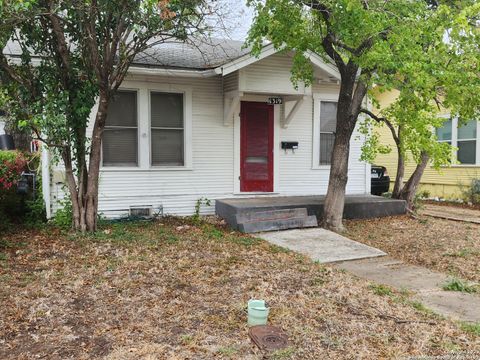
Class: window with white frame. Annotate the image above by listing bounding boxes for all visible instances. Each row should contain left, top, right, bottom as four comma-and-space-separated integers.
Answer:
436, 117, 478, 165
102, 90, 138, 167
457, 120, 477, 164
436, 118, 452, 145
150, 92, 184, 166
319, 101, 337, 165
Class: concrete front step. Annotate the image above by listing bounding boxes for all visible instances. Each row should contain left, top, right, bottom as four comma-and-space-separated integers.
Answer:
237, 215, 318, 233
215, 196, 407, 230
235, 207, 308, 224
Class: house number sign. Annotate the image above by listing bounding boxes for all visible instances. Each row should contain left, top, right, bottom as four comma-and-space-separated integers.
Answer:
267, 97, 283, 105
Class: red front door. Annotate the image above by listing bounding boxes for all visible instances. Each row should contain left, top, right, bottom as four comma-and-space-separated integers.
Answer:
240, 101, 274, 192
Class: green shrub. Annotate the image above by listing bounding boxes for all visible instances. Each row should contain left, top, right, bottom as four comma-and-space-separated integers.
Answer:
0, 207, 13, 233
462, 179, 480, 205
0, 186, 23, 232
0, 150, 27, 191
417, 189, 431, 199
24, 192, 46, 227
0, 151, 46, 229
413, 192, 425, 211
51, 196, 73, 230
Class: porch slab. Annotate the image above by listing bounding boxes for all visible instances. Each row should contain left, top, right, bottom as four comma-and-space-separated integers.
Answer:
215, 195, 406, 230
257, 228, 386, 263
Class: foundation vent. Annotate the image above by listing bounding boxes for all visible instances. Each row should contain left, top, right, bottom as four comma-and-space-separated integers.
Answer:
129, 206, 153, 219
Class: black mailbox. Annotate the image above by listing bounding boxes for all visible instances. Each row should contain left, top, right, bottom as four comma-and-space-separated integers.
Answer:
281, 141, 299, 150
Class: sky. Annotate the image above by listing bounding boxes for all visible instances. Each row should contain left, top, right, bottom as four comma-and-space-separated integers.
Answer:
215, 1, 255, 41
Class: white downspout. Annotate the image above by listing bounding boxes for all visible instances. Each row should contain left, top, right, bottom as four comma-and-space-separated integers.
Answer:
41, 145, 51, 219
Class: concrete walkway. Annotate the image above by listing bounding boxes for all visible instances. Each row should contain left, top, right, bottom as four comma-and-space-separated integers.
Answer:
335, 257, 480, 323
258, 228, 386, 263
421, 204, 480, 224
258, 228, 480, 323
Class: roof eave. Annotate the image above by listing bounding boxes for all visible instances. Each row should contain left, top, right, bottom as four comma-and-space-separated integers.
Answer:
214, 43, 278, 76
304, 50, 341, 80
214, 44, 341, 81
128, 66, 217, 78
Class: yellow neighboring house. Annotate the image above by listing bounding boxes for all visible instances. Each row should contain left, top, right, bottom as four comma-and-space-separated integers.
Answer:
374, 90, 480, 200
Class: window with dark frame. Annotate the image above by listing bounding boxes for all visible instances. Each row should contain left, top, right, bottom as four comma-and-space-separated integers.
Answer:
102, 90, 138, 167
150, 92, 184, 166
319, 101, 337, 165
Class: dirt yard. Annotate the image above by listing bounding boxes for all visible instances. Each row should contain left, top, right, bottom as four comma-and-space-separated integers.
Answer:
346, 215, 480, 283
1, 218, 479, 359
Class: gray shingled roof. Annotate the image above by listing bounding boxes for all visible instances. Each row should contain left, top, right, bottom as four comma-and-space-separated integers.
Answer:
133, 39, 251, 70
3, 38, 251, 70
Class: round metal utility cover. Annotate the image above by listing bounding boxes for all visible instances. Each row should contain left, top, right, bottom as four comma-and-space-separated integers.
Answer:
248, 325, 288, 351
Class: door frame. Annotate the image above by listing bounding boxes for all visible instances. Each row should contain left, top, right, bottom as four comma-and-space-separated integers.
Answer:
233, 95, 280, 194
240, 101, 274, 192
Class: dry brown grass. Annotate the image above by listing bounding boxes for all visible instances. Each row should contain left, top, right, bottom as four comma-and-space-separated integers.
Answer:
1, 218, 479, 359
346, 215, 480, 283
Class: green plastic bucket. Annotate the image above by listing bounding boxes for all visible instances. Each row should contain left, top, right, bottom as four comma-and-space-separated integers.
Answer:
248, 299, 269, 326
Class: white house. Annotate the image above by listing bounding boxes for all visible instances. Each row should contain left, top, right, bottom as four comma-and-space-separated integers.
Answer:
40, 40, 371, 219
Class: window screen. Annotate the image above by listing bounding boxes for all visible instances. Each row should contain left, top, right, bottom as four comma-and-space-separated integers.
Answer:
457, 120, 476, 164
102, 91, 138, 166
457, 140, 476, 164
436, 119, 452, 143
320, 101, 337, 165
151, 92, 184, 166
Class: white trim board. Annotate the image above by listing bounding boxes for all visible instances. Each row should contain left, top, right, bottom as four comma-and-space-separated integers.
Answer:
216, 44, 341, 81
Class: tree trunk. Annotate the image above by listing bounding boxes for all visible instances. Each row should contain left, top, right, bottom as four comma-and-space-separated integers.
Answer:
55, 92, 108, 233
322, 130, 352, 232
61, 149, 82, 230
58, 122, 99, 232
392, 149, 405, 198
77, 164, 88, 232
85, 92, 109, 232
391, 125, 404, 198
322, 70, 366, 232
398, 151, 429, 210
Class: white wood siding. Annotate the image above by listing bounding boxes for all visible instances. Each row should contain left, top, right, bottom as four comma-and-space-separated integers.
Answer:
278, 95, 366, 195
223, 72, 238, 93
97, 75, 234, 217
47, 54, 368, 218
240, 53, 310, 95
